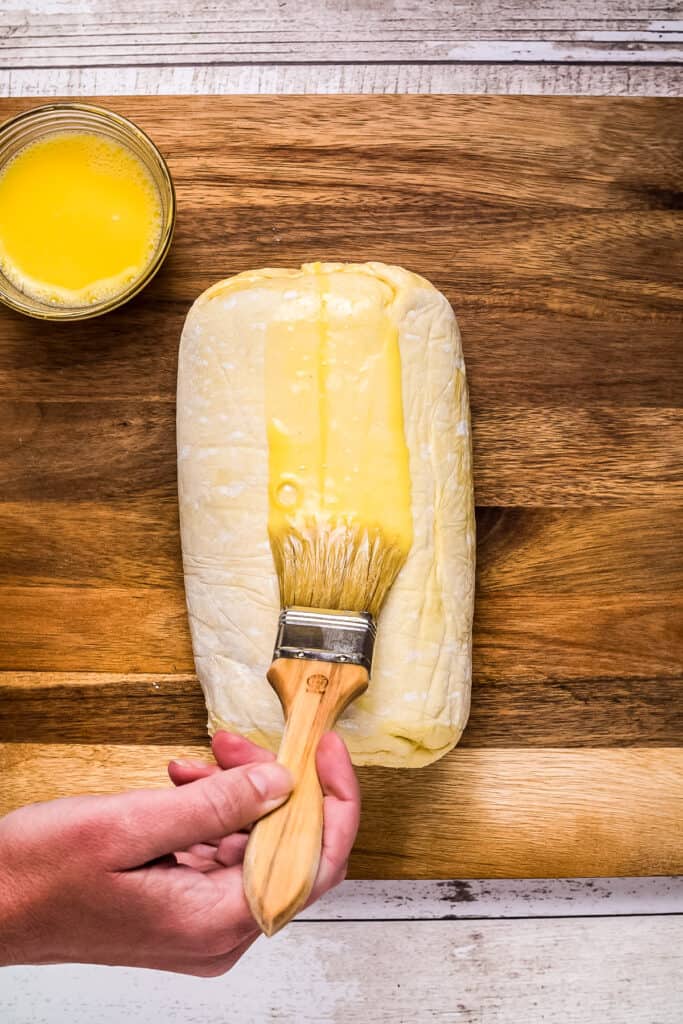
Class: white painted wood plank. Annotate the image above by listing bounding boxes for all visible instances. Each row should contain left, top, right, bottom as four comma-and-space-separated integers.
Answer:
4, 41, 682, 66
2, 1, 681, 67
301, 876, 683, 921
2, 916, 681, 1023
2, 63, 682, 97
3, 0, 679, 36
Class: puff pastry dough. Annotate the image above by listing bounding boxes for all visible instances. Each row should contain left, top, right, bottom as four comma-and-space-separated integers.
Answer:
177, 262, 474, 767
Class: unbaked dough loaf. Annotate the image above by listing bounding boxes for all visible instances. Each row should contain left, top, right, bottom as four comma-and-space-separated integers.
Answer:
177, 262, 474, 767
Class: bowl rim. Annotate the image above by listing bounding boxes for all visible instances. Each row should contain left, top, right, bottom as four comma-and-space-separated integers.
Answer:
0, 101, 176, 321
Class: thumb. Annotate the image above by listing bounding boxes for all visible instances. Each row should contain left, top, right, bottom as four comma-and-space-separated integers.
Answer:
102, 762, 293, 869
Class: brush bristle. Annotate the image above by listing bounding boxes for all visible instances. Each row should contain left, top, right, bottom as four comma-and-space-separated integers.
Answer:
270, 520, 407, 619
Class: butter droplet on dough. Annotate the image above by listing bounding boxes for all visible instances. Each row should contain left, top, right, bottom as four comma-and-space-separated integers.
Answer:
276, 482, 300, 509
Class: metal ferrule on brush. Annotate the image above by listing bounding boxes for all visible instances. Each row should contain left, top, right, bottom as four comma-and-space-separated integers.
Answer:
273, 607, 376, 673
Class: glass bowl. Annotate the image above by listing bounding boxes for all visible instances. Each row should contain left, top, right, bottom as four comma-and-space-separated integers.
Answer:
0, 102, 176, 321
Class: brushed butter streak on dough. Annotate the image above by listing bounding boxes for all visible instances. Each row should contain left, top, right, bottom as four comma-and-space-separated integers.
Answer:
177, 262, 475, 768
264, 266, 413, 557
264, 264, 414, 617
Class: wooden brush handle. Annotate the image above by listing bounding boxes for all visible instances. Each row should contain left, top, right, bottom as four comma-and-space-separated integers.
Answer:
243, 657, 368, 937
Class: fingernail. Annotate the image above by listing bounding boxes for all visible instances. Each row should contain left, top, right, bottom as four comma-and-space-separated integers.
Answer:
247, 763, 293, 801
170, 759, 207, 769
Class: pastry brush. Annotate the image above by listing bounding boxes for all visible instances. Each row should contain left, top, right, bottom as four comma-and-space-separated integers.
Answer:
243, 522, 407, 936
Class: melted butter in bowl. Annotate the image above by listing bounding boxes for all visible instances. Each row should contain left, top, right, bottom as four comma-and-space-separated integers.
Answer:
0, 103, 175, 321
0, 132, 162, 307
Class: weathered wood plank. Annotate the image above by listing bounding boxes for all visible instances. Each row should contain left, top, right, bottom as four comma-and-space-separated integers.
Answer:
2, 917, 683, 1023
3, 64, 683, 98
302, 876, 683, 920
2, 2, 682, 99
2, 1, 681, 66
1, 744, 681, 877
4, 42, 682, 66
3, 0, 678, 35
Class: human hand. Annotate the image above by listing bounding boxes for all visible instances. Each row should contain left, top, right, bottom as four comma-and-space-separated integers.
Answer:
0, 731, 359, 975
167, 730, 360, 892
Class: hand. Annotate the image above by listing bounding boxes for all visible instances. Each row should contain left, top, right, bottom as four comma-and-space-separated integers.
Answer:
0, 731, 359, 975
166, 731, 359, 892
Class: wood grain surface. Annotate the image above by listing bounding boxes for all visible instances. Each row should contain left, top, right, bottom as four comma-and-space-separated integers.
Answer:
0, 94, 682, 878
2, 744, 682, 878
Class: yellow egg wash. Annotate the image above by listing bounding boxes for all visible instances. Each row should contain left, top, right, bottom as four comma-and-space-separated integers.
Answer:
264, 263, 413, 614
0, 132, 162, 306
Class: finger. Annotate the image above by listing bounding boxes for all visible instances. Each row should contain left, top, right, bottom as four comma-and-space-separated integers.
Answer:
215, 832, 249, 867
212, 731, 276, 770
168, 759, 219, 787
169, 734, 276, 786
203, 863, 260, 938
310, 732, 360, 900
173, 841, 223, 872
105, 762, 294, 869
318, 732, 360, 805
175, 850, 221, 872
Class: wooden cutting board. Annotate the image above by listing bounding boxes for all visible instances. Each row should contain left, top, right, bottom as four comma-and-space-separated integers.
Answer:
1, 96, 681, 878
